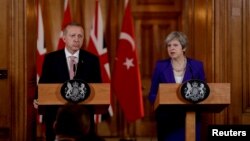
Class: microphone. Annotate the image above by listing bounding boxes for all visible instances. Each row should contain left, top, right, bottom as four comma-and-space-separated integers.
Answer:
73, 63, 77, 78
80, 59, 84, 64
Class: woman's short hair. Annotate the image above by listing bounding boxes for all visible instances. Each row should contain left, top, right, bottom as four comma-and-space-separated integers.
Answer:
165, 31, 188, 49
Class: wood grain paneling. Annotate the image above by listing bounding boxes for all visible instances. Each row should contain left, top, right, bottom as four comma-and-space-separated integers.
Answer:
27, 0, 39, 140
228, 0, 243, 124
132, 0, 182, 13
9, 0, 28, 140
185, 0, 213, 82
0, 0, 11, 140
242, 0, 250, 111
0, 1, 8, 67
242, 0, 250, 123
137, 0, 176, 5
133, 0, 182, 136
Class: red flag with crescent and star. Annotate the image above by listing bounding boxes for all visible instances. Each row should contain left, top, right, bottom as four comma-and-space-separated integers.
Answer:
112, 0, 144, 123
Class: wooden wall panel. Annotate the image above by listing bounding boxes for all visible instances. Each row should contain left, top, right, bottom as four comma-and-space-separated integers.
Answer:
0, 0, 11, 140
212, 0, 250, 127
139, 20, 178, 78
228, 0, 243, 124
27, 0, 39, 140
242, 0, 250, 123
41, 0, 63, 52
136, 19, 179, 136
9, 0, 27, 140
132, 0, 182, 13
133, 0, 183, 136
185, 0, 213, 82
210, 0, 230, 125
0, 1, 8, 67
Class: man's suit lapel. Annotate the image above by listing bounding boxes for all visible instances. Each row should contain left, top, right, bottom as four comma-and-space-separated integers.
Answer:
76, 50, 85, 77
57, 50, 70, 81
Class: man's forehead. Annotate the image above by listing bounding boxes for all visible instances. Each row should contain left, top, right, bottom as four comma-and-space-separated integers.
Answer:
67, 26, 83, 32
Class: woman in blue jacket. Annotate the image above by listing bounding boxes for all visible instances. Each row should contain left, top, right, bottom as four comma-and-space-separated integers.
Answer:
148, 31, 206, 141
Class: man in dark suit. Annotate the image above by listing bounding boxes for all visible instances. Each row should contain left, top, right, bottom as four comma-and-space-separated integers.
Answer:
37, 22, 102, 141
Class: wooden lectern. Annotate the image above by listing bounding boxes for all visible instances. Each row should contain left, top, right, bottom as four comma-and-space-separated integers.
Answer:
38, 83, 110, 114
154, 83, 230, 141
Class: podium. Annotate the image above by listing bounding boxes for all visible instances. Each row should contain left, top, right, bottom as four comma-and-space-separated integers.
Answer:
38, 83, 110, 114
154, 83, 230, 141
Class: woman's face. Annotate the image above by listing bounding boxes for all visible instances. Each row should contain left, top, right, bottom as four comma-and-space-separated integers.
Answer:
167, 39, 185, 59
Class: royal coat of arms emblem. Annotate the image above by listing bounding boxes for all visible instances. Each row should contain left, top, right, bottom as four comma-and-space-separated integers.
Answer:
180, 79, 210, 103
60, 79, 91, 103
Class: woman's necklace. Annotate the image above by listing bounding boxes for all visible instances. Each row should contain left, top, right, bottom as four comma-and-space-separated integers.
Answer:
171, 57, 187, 76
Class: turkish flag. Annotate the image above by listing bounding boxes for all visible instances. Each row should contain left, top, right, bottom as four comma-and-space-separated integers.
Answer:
112, 0, 144, 123
57, 0, 72, 50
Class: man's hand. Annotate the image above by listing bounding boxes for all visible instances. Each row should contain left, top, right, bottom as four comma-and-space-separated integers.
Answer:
33, 99, 39, 109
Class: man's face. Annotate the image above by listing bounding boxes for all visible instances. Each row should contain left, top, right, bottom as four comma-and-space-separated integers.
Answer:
63, 25, 84, 54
